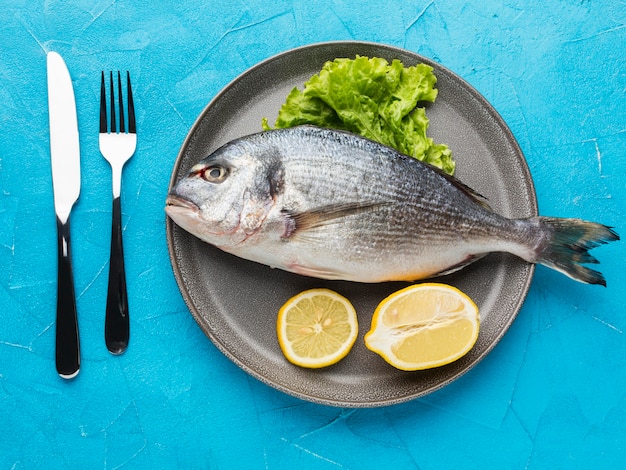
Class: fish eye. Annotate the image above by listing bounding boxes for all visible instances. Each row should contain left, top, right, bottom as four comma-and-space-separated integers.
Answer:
201, 165, 228, 183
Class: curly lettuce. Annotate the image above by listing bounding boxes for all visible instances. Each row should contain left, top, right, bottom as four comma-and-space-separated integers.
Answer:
263, 56, 454, 175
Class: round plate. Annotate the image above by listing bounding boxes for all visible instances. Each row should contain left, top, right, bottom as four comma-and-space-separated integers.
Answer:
166, 41, 537, 407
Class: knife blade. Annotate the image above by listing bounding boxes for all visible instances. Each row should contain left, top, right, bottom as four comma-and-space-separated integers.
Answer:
47, 51, 81, 379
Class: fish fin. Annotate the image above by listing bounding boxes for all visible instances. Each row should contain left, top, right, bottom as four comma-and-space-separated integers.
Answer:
537, 217, 619, 286
282, 202, 388, 239
288, 263, 349, 280
431, 166, 491, 210
433, 254, 486, 277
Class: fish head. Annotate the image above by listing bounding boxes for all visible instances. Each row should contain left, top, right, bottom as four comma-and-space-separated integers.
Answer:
166, 141, 282, 248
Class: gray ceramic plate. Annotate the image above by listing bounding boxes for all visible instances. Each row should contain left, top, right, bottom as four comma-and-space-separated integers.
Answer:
166, 41, 537, 407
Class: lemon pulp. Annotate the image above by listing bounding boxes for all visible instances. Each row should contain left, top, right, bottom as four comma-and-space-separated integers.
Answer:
364, 283, 479, 370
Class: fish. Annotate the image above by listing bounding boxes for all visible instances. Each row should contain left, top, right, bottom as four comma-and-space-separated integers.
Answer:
165, 125, 619, 285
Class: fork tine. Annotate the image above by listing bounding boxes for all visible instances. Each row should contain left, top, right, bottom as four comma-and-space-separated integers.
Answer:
109, 71, 116, 133
100, 71, 135, 135
127, 72, 136, 134
117, 71, 125, 134
99, 71, 107, 133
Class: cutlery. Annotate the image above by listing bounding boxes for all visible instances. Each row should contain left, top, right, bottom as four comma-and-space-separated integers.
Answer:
99, 71, 136, 354
47, 51, 81, 379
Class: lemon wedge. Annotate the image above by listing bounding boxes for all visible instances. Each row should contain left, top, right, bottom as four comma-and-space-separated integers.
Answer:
277, 289, 358, 368
364, 283, 479, 371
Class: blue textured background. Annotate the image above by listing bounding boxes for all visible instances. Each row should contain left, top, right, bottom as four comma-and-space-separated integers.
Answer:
1, 1, 625, 468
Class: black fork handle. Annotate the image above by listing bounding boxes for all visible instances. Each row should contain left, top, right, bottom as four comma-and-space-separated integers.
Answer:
56, 216, 80, 378
105, 196, 129, 354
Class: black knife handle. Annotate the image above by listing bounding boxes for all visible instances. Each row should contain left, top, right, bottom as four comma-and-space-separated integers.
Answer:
105, 196, 129, 354
55, 216, 80, 379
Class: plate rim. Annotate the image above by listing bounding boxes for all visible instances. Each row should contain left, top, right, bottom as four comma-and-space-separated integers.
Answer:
166, 40, 537, 407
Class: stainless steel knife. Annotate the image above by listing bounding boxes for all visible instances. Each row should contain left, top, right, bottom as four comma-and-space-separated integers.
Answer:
47, 51, 81, 379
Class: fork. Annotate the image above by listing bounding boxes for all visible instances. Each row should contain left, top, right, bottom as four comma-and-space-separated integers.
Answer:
99, 71, 136, 354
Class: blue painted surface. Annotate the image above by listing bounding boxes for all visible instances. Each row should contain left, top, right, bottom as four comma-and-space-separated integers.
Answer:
1, 0, 624, 468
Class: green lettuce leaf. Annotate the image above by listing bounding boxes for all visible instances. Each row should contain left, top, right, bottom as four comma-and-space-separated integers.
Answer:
263, 56, 454, 175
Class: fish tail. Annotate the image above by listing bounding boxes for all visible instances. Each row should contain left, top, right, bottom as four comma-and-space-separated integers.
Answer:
536, 217, 619, 286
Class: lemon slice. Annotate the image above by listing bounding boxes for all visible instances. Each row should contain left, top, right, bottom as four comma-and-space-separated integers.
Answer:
364, 283, 479, 371
277, 289, 358, 368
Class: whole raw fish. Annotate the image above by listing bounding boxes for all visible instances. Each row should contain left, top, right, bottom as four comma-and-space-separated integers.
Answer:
166, 125, 618, 285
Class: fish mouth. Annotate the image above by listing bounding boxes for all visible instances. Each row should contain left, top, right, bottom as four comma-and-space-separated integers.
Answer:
165, 194, 199, 212
165, 194, 201, 222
